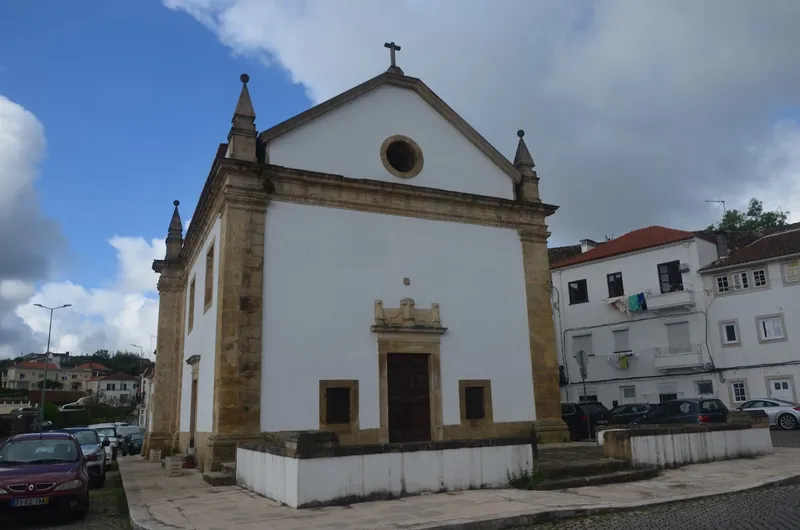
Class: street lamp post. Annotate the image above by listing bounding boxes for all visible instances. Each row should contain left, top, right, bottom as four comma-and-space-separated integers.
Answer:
34, 303, 71, 431
131, 344, 144, 376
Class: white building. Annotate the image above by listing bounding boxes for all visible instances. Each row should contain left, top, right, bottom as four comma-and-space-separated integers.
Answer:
87, 371, 139, 405
551, 226, 724, 408
699, 226, 800, 407
146, 54, 567, 472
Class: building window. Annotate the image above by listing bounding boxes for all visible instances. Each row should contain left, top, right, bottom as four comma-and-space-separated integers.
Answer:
380, 135, 424, 179
696, 380, 714, 395
318, 380, 358, 433
665, 321, 691, 353
657, 260, 683, 293
757, 315, 786, 342
607, 272, 624, 298
784, 260, 800, 284
730, 381, 748, 403
612, 328, 630, 353
659, 393, 678, 403
122, 384, 128, 390
572, 334, 592, 359
716, 275, 730, 293
188, 277, 196, 333
106, 383, 116, 391
621, 386, 636, 400
720, 321, 740, 346
732, 271, 749, 291
204, 244, 215, 312
658, 382, 678, 403
459, 380, 492, 424
753, 269, 767, 287
579, 394, 598, 403
568, 279, 589, 304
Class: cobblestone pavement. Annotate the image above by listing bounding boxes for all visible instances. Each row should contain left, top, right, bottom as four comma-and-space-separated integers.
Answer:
7, 469, 129, 530
770, 428, 800, 448
524, 484, 800, 529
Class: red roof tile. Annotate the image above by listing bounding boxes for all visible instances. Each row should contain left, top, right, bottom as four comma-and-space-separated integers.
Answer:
74, 362, 112, 372
12, 361, 59, 371
551, 226, 697, 269
699, 228, 800, 271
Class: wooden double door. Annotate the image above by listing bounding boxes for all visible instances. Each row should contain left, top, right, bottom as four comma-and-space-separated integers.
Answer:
387, 353, 432, 443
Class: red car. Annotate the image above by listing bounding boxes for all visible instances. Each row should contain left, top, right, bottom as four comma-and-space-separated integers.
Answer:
0, 432, 90, 520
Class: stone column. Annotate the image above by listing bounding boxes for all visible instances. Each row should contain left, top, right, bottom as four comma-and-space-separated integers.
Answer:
519, 229, 570, 443
205, 173, 268, 471
144, 267, 186, 456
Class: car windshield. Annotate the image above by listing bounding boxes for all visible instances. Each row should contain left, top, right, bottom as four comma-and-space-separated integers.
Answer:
131, 434, 144, 442
94, 427, 116, 438
70, 431, 99, 445
0, 438, 80, 465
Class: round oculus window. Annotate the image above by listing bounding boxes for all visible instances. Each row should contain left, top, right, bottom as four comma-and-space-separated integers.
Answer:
380, 135, 423, 178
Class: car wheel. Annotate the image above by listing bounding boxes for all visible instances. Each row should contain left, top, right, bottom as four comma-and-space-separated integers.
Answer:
778, 413, 797, 430
73, 498, 90, 520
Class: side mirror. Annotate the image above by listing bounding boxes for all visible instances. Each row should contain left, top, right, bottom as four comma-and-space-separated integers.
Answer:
102, 437, 111, 447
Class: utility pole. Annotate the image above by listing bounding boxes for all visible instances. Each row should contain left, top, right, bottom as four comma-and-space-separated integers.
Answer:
131, 344, 144, 376
33, 303, 71, 432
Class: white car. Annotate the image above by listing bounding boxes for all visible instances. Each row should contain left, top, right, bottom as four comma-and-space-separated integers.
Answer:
736, 398, 800, 430
88, 423, 121, 459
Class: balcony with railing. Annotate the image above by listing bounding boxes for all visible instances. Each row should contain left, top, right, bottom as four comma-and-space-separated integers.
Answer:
654, 343, 705, 371
646, 287, 696, 312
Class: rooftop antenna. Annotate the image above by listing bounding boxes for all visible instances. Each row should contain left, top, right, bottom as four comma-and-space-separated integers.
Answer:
705, 199, 727, 214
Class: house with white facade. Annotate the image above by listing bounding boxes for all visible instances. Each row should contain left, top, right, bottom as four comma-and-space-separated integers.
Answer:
551, 226, 724, 408
699, 225, 800, 408
87, 371, 139, 405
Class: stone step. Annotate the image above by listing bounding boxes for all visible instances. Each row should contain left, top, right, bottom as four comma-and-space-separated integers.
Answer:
221, 462, 236, 477
538, 459, 629, 480
536, 467, 659, 490
202, 471, 236, 487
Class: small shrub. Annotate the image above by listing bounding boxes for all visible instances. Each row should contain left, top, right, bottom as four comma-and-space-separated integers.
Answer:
508, 465, 544, 489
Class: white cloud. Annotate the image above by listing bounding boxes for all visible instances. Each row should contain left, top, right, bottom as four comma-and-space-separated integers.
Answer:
164, 0, 800, 243
0, 95, 162, 359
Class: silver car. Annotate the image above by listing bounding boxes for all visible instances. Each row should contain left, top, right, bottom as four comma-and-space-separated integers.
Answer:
736, 398, 800, 430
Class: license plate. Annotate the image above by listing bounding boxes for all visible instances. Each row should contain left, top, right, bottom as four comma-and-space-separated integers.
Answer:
596, 419, 608, 424
11, 497, 49, 507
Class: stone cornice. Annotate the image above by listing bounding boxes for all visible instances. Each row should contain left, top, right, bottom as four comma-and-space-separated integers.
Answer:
176, 157, 557, 276
265, 164, 557, 232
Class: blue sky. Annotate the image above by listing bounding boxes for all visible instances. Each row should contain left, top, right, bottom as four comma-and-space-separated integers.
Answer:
0, 1, 308, 287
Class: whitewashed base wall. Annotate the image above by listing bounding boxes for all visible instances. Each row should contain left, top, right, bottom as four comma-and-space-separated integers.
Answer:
628, 427, 773, 468
236, 444, 533, 508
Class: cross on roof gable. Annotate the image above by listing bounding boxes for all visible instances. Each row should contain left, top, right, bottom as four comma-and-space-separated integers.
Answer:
257, 71, 522, 184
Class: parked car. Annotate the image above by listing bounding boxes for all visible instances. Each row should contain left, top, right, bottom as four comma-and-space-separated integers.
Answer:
88, 423, 120, 460
561, 401, 614, 440
57, 428, 110, 487
610, 403, 651, 424
58, 403, 84, 412
0, 431, 90, 520
121, 432, 144, 456
632, 398, 728, 425
736, 398, 800, 430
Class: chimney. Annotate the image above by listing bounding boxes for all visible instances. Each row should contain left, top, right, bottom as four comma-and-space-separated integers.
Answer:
580, 239, 598, 253
715, 232, 729, 258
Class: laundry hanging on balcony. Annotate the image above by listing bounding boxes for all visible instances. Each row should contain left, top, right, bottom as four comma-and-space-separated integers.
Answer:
627, 293, 648, 312
605, 295, 630, 315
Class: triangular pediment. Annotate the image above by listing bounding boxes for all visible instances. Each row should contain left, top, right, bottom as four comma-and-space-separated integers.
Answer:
258, 72, 521, 184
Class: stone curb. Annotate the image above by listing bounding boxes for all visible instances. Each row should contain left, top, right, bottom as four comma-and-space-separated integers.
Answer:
404, 473, 800, 530
120, 465, 800, 530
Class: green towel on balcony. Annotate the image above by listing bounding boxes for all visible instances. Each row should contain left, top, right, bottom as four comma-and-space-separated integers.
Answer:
628, 294, 640, 312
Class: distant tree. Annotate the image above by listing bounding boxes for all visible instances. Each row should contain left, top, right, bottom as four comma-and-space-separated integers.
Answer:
35, 380, 64, 390
708, 198, 788, 232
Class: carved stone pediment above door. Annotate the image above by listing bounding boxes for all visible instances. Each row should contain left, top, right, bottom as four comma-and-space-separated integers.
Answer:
372, 298, 447, 334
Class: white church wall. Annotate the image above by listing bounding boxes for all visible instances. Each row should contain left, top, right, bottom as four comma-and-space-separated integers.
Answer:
179, 216, 221, 433
261, 202, 534, 432
267, 85, 515, 200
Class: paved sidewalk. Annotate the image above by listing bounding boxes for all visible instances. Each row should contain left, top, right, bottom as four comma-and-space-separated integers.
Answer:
119, 448, 800, 530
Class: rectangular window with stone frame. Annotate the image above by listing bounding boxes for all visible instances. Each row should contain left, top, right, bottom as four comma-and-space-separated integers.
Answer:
188, 277, 196, 333
459, 380, 493, 425
204, 243, 214, 312
319, 380, 359, 435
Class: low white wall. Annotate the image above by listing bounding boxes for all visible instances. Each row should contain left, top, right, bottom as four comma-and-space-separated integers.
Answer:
629, 427, 773, 468
237, 444, 533, 508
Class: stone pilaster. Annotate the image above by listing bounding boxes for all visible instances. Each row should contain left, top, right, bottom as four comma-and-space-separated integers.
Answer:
145, 268, 186, 456
205, 173, 268, 471
519, 229, 570, 443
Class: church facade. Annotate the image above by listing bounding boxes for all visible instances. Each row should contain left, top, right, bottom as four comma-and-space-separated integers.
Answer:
144, 54, 568, 471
